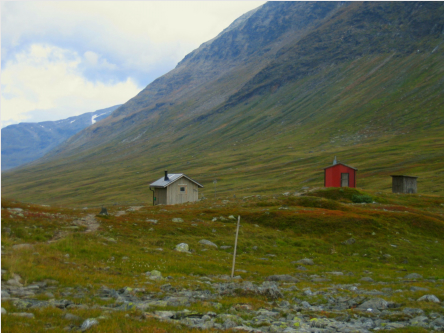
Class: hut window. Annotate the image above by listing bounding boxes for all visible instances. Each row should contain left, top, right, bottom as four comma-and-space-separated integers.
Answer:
180, 186, 187, 193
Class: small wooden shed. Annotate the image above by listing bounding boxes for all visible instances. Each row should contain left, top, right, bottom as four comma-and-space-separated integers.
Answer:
324, 157, 357, 188
149, 171, 203, 205
391, 175, 418, 194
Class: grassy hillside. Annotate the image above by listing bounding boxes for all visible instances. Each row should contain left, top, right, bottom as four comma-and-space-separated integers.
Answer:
2, 51, 443, 207
1, 2, 443, 206
2, 189, 444, 332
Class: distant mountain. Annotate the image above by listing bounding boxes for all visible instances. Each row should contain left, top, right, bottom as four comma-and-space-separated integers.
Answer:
2, 2, 444, 205
1, 105, 120, 171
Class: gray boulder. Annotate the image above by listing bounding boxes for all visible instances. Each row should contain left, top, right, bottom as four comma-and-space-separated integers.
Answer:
417, 295, 440, 303
80, 318, 99, 331
12, 244, 34, 250
266, 275, 299, 283
358, 298, 389, 311
199, 240, 218, 248
342, 238, 356, 245
296, 258, 314, 265
172, 218, 184, 223
405, 273, 422, 279
360, 277, 374, 282
175, 243, 190, 253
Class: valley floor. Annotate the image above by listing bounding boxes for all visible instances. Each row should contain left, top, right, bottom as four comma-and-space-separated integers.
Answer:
1, 188, 444, 332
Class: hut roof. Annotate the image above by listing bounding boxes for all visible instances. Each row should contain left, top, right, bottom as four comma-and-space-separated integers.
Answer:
323, 162, 358, 171
149, 174, 204, 188
390, 175, 418, 178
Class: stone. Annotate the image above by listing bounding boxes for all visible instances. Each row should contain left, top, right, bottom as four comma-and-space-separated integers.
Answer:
172, 218, 184, 223
155, 311, 175, 319
410, 286, 428, 292
220, 246, 232, 249
64, 313, 82, 321
1, 307, 6, 314
146, 219, 158, 223
358, 298, 389, 311
417, 295, 440, 303
403, 308, 424, 317
360, 277, 374, 282
12, 243, 34, 250
175, 243, 190, 253
296, 258, 314, 265
405, 273, 422, 279
80, 318, 99, 331
342, 238, 356, 245
266, 275, 299, 283
150, 270, 162, 277
199, 240, 218, 248
11, 312, 35, 318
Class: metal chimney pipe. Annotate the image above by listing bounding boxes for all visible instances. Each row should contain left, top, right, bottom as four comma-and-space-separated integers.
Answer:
164, 170, 169, 181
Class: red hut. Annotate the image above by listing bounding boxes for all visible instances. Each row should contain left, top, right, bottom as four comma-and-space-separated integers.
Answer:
324, 157, 357, 188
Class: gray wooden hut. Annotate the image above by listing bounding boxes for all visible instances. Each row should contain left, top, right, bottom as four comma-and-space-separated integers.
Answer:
391, 175, 418, 194
149, 171, 203, 205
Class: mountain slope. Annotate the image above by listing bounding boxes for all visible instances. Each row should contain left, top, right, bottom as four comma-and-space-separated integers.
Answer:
2, 2, 444, 206
1, 105, 120, 171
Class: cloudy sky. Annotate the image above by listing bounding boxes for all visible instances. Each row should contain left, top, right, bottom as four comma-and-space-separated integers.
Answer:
1, 1, 264, 127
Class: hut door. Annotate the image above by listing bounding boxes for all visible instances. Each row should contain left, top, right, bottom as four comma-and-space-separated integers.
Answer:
341, 173, 349, 187
179, 185, 187, 204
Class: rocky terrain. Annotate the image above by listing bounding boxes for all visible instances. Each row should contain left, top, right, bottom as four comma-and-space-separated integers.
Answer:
2, 188, 444, 332
2, 268, 444, 332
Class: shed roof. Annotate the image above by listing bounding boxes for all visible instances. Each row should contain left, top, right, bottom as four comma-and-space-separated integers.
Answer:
324, 162, 358, 171
390, 175, 418, 178
149, 174, 204, 188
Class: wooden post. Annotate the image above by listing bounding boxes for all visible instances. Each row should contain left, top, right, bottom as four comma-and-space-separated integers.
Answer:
231, 215, 241, 278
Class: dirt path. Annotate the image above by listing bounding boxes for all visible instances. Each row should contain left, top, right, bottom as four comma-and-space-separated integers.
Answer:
73, 214, 100, 233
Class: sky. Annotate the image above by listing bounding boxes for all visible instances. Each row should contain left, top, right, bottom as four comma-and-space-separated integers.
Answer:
1, 1, 265, 127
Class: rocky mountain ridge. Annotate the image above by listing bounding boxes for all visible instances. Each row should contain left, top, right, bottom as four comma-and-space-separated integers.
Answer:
1, 105, 120, 171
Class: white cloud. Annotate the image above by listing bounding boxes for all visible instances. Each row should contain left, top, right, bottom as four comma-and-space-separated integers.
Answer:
0, 1, 265, 126
1, 44, 140, 127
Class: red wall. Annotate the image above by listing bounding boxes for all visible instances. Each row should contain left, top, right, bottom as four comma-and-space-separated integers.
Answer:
324, 164, 356, 188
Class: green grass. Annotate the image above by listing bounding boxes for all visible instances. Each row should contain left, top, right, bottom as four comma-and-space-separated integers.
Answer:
2, 52, 444, 207
2, 191, 444, 331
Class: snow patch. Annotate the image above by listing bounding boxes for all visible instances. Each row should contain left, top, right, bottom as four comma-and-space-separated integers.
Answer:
70, 120, 76, 124
91, 112, 108, 124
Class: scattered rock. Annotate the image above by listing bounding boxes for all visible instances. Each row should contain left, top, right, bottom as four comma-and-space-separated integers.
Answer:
360, 277, 374, 282
64, 313, 82, 321
1, 308, 6, 314
296, 258, 314, 265
10, 312, 34, 318
172, 218, 184, 223
405, 273, 422, 279
199, 240, 218, 248
12, 244, 34, 250
175, 243, 190, 253
417, 295, 440, 303
358, 298, 389, 311
342, 238, 356, 245
80, 318, 99, 331
266, 275, 299, 283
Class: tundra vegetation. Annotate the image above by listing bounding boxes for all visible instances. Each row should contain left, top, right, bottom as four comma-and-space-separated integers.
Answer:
2, 188, 444, 332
